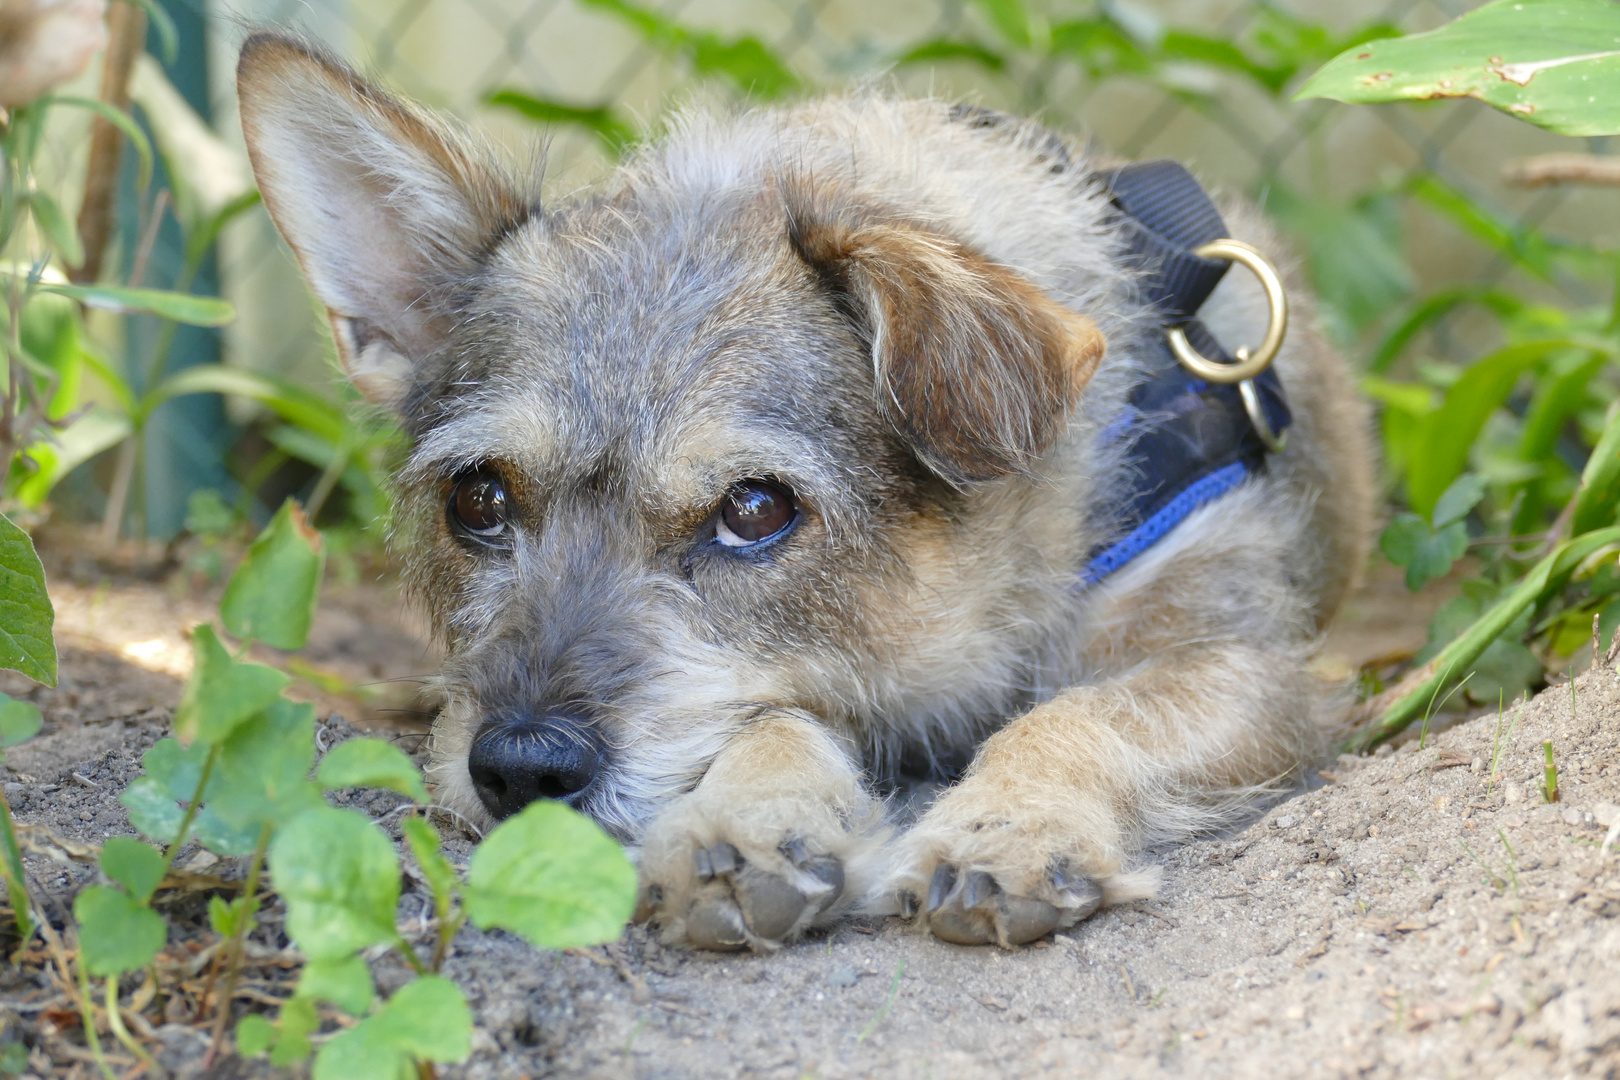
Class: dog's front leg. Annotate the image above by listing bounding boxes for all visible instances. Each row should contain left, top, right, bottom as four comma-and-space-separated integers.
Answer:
896, 642, 1315, 947
637, 709, 887, 951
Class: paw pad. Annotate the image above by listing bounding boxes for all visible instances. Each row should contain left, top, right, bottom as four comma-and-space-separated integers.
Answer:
661, 839, 846, 952
916, 858, 1102, 947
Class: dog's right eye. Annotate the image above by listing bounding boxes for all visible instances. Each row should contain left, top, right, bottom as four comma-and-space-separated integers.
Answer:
449, 471, 509, 539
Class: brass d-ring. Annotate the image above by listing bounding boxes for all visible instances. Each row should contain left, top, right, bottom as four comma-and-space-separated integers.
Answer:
1165, 239, 1288, 385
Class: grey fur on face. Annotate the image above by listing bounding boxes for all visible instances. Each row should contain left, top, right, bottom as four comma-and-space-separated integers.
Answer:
239, 33, 1374, 951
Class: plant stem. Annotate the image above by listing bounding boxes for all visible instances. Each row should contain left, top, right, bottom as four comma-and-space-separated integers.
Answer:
1543, 741, 1560, 803
104, 975, 158, 1074
0, 782, 35, 947
71, 0, 146, 286
73, 951, 116, 1080
160, 742, 220, 876
431, 913, 464, 975
203, 822, 272, 1068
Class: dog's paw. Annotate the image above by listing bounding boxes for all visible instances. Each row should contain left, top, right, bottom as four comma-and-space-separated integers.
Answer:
657, 837, 847, 951
908, 857, 1101, 946
633, 710, 887, 951
893, 780, 1157, 947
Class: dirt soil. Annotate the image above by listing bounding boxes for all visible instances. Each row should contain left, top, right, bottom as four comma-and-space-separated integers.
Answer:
3, 563, 1619, 1079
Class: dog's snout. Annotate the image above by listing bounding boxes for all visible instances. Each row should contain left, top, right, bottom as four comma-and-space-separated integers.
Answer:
467, 713, 602, 820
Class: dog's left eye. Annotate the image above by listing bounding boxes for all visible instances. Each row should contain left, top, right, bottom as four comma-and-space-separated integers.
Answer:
449, 470, 509, 538
716, 480, 796, 548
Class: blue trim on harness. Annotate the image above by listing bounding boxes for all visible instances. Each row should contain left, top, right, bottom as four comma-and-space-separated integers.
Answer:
1080, 161, 1293, 586
1082, 460, 1251, 585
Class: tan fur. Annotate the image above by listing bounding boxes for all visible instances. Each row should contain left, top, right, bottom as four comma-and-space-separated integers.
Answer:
237, 35, 1375, 954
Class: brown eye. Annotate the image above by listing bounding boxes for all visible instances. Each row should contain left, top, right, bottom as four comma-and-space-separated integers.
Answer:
717, 480, 796, 548
450, 470, 508, 538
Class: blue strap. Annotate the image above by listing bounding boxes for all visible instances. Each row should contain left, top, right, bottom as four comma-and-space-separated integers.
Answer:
1081, 162, 1293, 586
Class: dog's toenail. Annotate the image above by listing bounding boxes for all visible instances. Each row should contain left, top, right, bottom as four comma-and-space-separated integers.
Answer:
927, 864, 958, 912
710, 842, 741, 877
693, 848, 714, 880
899, 891, 919, 919
781, 837, 809, 866
962, 871, 997, 909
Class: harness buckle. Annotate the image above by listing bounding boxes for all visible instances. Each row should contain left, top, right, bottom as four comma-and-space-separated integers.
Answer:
1164, 238, 1289, 453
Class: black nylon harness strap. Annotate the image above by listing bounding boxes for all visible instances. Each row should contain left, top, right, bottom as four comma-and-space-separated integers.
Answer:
1081, 161, 1294, 585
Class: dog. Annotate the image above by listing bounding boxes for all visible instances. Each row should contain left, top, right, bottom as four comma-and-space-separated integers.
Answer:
236, 32, 1373, 951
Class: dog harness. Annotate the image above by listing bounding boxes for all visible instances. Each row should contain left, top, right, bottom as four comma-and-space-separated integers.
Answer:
1081, 161, 1294, 585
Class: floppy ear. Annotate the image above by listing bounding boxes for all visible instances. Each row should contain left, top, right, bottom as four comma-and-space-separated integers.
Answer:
236, 33, 529, 411
788, 209, 1105, 485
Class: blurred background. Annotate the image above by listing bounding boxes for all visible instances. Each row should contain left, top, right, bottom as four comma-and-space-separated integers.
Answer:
12, 0, 1620, 705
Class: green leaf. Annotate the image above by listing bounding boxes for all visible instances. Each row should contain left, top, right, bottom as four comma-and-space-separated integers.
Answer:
312, 1024, 410, 1080
1406, 520, 1470, 592
268, 807, 401, 962
1267, 187, 1412, 342
317, 738, 427, 803
207, 699, 323, 831
24, 191, 84, 268
100, 838, 165, 904
0, 511, 57, 686
185, 489, 236, 538
483, 91, 636, 154
1379, 512, 1431, 567
235, 1014, 276, 1059
147, 364, 346, 441
220, 500, 325, 651
297, 955, 375, 1016
1573, 404, 1620, 533
208, 894, 244, 937
368, 976, 471, 1062
119, 776, 185, 844
1432, 473, 1489, 528
893, 40, 1007, 72
1295, 0, 1620, 136
688, 35, 798, 98
0, 1040, 29, 1074
402, 817, 458, 914
192, 809, 260, 857
0, 695, 42, 747
171, 624, 290, 746
270, 997, 319, 1068
74, 885, 167, 976
36, 283, 235, 327
465, 801, 636, 949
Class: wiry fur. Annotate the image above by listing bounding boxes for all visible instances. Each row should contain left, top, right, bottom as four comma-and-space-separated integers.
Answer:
237, 33, 1374, 951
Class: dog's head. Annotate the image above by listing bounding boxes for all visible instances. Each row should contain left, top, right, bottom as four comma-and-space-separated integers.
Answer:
238, 35, 1106, 835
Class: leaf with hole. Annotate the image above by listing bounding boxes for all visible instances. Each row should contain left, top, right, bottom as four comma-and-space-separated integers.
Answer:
1296, 0, 1620, 136
269, 807, 401, 962
220, 500, 325, 650
317, 738, 427, 803
465, 800, 636, 949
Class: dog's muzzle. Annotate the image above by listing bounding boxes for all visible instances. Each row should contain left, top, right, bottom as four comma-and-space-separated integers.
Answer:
467, 710, 603, 819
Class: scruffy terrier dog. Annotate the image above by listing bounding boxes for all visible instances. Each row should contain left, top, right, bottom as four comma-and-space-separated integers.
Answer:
238, 33, 1372, 951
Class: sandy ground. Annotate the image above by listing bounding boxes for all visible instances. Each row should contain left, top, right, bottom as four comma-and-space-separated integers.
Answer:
3, 563, 1618, 1078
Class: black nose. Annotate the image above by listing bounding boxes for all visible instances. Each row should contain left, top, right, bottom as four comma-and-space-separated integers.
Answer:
467, 712, 602, 820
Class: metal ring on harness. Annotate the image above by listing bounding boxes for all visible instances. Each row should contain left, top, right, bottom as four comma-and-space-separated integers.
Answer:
1165, 239, 1288, 385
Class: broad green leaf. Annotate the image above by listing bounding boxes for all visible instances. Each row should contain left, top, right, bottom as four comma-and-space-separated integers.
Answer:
235, 1014, 276, 1059
100, 838, 165, 904
1573, 404, 1620, 533
268, 807, 401, 962
1432, 473, 1489, 528
402, 817, 457, 913
893, 40, 1007, 72
12, 408, 133, 511
296, 955, 375, 1016
192, 807, 261, 857
271, 997, 319, 1068
148, 365, 345, 440
220, 500, 325, 651
1295, 0, 1620, 136
369, 976, 471, 1062
119, 776, 185, 843
207, 699, 323, 830
0, 511, 57, 686
465, 801, 636, 949
38, 283, 234, 326
0, 695, 42, 747
689, 35, 798, 98
483, 91, 636, 154
312, 1024, 409, 1080
317, 738, 427, 803
208, 894, 244, 937
172, 624, 289, 745
1379, 513, 1430, 566
1520, 351, 1606, 462
74, 885, 167, 976
1407, 521, 1469, 592
24, 191, 84, 268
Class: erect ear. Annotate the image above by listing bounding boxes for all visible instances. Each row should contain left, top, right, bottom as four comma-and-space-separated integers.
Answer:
237, 33, 529, 411
787, 205, 1105, 486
